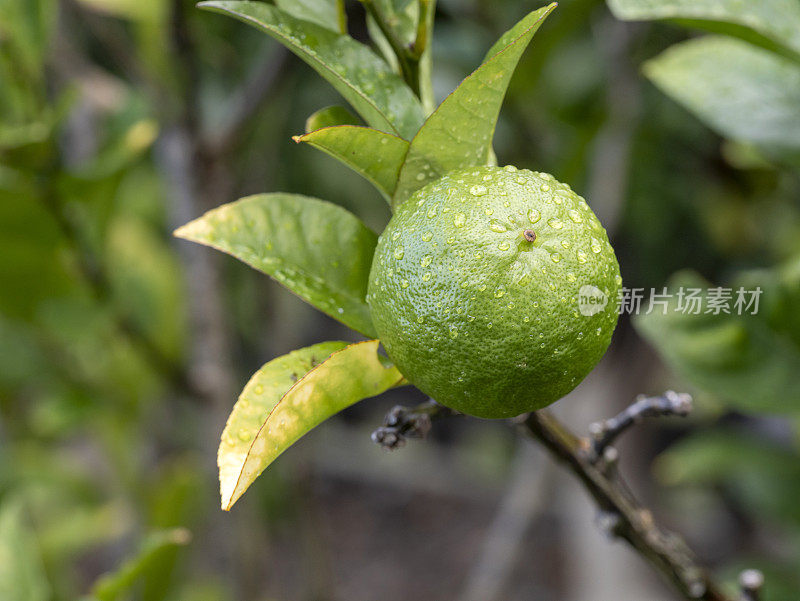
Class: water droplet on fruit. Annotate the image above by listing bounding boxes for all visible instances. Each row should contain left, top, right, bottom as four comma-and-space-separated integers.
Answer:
541, 184, 550, 192
550, 252, 561, 262
449, 326, 459, 339
421, 255, 432, 267
489, 220, 506, 233
568, 209, 582, 223
422, 231, 432, 241
547, 218, 563, 229
454, 212, 466, 228
484, 207, 494, 216
427, 206, 437, 219
393, 247, 404, 260
503, 165, 517, 172
590, 238, 603, 253
401, 279, 409, 289
560, 239, 571, 249
516, 176, 527, 185
498, 241, 510, 251
527, 209, 541, 223
494, 285, 506, 298
566, 273, 577, 282
470, 185, 487, 196
416, 172, 426, 181
422, 272, 432, 282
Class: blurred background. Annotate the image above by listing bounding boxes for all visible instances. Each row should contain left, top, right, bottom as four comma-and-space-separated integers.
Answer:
2, 0, 800, 599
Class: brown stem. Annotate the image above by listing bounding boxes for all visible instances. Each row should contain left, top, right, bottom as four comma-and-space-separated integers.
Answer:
374, 396, 742, 601
587, 390, 692, 461
518, 410, 732, 601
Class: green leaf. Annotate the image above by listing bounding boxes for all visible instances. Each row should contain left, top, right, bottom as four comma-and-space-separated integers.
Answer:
218, 340, 404, 509
0, 498, 50, 601
304, 105, 360, 133
643, 36, 800, 153
198, 1, 425, 139
393, 3, 557, 206
88, 529, 191, 601
634, 270, 800, 413
293, 126, 409, 200
174, 193, 378, 337
607, 0, 800, 62
365, 0, 418, 70
274, 0, 343, 33
373, 0, 418, 46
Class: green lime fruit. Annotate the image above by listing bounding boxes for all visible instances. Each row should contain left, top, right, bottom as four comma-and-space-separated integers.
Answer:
367, 165, 621, 418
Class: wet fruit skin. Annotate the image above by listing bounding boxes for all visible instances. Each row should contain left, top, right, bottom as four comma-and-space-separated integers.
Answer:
367, 165, 622, 418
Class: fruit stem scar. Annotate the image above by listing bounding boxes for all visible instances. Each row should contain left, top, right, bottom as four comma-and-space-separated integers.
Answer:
523, 229, 537, 242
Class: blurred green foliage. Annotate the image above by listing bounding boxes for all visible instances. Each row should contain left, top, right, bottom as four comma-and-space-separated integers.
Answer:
612, 1, 800, 598
1, 0, 800, 598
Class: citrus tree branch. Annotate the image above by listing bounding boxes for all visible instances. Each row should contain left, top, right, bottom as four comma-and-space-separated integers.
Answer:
373, 393, 759, 601
518, 409, 733, 601
587, 390, 692, 461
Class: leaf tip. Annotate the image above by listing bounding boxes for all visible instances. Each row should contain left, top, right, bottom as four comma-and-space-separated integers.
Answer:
220, 481, 242, 511
172, 223, 194, 241
291, 134, 303, 143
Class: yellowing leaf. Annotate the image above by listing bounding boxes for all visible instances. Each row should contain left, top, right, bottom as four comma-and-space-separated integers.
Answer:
218, 340, 404, 510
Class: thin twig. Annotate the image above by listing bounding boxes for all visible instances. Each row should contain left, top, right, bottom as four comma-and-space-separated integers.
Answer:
518, 410, 732, 601
371, 399, 459, 449
587, 390, 692, 462
373, 396, 742, 601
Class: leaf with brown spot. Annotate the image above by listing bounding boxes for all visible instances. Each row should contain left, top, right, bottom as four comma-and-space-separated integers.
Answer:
218, 340, 405, 510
